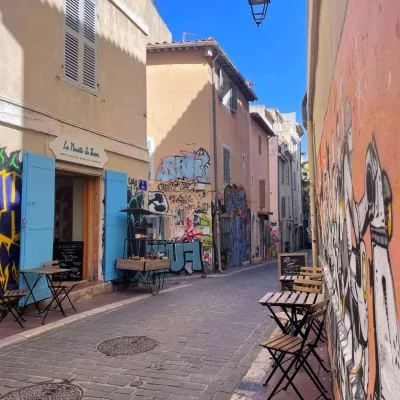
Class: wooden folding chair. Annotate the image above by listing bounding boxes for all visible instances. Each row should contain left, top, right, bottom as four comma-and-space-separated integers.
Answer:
0, 287, 27, 328
260, 299, 330, 400
299, 266, 322, 280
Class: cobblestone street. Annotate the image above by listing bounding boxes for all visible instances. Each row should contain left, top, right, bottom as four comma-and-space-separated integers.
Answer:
0, 263, 279, 400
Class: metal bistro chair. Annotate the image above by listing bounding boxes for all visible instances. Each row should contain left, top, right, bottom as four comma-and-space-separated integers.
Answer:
260, 299, 330, 400
0, 287, 28, 328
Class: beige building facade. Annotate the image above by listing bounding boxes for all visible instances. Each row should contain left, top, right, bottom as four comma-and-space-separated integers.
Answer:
249, 105, 274, 260
0, 0, 170, 295
146, 39, 258, 271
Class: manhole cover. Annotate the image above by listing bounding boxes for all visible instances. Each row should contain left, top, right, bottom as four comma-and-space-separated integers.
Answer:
97, 336, 159, 356
236, 381, 267, 393
0, 383, 83, 400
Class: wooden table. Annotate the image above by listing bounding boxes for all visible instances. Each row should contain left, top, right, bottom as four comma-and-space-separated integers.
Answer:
259, 291, 325, 335
20, 266, 71, 324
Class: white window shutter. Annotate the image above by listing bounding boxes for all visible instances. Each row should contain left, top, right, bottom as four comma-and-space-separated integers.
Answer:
64, 0, 80, 84
81, 0, 97, 93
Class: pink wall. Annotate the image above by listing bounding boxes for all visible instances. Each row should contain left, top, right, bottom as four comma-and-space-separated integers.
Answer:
316, 0, 400, 398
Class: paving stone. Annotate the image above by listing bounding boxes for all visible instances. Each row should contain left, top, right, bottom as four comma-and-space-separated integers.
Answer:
105, 393, 132, 400
79, 382, 118, 392
0, 263, 293, 400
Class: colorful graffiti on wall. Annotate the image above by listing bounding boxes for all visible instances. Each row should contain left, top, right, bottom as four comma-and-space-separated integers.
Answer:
156, 148, 210, 183
146, 242, 202, 274
317, 1, 400, 398
151, 148, 213, 271
224, 185, 249, 267
0, 148, 22, 290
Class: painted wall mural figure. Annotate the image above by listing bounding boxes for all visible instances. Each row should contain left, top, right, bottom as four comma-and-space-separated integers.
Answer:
319, 99, 400, 399
0, 148, 22, 290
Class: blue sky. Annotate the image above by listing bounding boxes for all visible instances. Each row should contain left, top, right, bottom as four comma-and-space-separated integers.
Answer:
156, 0, 308, 152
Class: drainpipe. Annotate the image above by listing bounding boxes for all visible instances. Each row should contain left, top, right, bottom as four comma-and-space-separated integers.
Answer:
211, 53, 222, 273
289, 153, 295, 251
301, 92, 318, 268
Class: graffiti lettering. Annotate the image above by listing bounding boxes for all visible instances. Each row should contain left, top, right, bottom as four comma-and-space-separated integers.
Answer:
0, 148, 22, 290
146, 242, 203, 273
193, 203, 210, 214
224, 185, 249, 267
128, 177, 138, 187
169, 194, 192, 206
157, 148, 210, 183
158, 181, 197, 193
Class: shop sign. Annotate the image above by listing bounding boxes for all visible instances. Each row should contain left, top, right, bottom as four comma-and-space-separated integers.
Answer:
49, 135, 108, 168
138, 180, 147, 191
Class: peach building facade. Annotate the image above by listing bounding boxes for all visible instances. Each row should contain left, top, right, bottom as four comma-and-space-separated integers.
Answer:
146, 39, 258, 271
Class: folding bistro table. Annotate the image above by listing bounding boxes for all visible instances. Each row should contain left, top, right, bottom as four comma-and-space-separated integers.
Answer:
259, 291, 328, 370
259, 291, 325, 334
20, 266, 71, 324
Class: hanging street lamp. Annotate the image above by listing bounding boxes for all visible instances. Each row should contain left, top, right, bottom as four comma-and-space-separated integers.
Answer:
248, 0, 271, 26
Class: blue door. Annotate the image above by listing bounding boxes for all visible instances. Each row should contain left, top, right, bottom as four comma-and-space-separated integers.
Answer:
104, 170, 127, 281
19, 153, 55, 303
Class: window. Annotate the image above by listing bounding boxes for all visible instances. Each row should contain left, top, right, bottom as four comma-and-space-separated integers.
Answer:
288, 196, 291, 216
286, 165, 289, 185
251, 174, 254, 191
223, 146, 231, 183
148, 215, 167, 239
219, 69, 238, 113
173, 209, 184, 226
230, 84, 238, 113
281, 197, 286, 218
281, 162, 285, 184
258, 136, 262, 155
242, 153, 246, 173
259, 179, 266, 209
64, 0, 97, 93
293, 172, 296, 190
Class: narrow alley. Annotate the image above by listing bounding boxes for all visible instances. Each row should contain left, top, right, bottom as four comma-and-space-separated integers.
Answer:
0, 262, 330, 400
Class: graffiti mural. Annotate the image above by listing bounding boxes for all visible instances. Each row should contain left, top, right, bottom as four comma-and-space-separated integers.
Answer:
156, 148, 210, 183
151, 148, 213, 271
148, 191, 168, 213
146, 242, 203, 274
224, 185, 249, 267
0, 148, 22, 290
317, 1, 400, 398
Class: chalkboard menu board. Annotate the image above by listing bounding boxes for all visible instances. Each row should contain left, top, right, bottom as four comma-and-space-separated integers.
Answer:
278, 252, 308, 287
53, 241, 84, 281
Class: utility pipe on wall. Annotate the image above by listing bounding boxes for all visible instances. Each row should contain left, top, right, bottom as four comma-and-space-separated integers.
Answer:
301, 92, 318, 268
211, 53, 222, 273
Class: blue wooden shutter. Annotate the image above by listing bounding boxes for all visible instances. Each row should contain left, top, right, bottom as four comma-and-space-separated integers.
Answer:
104, 170, 127, 281
19, 153, 55, 303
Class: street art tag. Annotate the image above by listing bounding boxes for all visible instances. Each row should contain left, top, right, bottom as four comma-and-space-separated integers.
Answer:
157, 148, 210, 183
